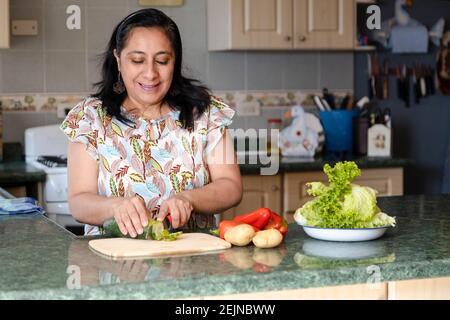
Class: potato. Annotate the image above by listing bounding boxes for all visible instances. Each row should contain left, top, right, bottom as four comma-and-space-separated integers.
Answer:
222, 247, 254, 269
252, 229, 283, 249
252, 248, 284, 267
224, 224, 255, 246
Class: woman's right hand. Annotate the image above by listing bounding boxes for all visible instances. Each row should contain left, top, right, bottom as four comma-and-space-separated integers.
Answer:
112, 196, 150, 238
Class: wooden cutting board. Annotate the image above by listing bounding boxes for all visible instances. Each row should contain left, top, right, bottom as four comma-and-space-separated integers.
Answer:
88, 233, 231, 259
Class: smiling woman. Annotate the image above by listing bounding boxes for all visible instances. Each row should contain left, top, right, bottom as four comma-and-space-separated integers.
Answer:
60, 8, 243, 237
114, 27, 176, 120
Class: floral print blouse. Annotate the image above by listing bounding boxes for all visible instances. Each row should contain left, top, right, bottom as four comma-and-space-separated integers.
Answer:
60, 96, 235, 235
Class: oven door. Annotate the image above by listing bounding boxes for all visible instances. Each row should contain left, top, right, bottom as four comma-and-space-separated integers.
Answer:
44, 173, 68, 203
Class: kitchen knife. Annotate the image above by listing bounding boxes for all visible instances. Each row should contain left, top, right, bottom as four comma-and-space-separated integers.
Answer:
321, 98, 332, 111
382, 59, 389, 100
428, 66, 436, 95
368, 54, 374, 99
413, 66, 421, 104
323, 88, 336, 109
404, 67, 411, 108
313, 95, 326, 112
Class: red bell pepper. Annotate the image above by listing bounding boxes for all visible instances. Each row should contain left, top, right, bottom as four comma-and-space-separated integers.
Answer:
263, 211, 288, 236
252, 263, 272, 273
233, 208, 271, 229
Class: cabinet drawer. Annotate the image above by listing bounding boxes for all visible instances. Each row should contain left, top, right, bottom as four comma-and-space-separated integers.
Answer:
283, 168, 403, 221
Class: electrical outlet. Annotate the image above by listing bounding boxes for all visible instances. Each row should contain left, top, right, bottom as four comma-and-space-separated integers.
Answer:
11, 20, 38, 36
236, 101, 261, 117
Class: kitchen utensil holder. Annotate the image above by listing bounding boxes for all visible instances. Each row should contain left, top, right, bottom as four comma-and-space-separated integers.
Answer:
320, 110, 359, 154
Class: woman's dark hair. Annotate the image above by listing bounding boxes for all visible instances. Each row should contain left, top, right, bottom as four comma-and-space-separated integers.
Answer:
93, 8, 211, 129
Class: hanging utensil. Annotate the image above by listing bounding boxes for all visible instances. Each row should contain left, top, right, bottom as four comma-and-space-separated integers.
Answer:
382, 59, 389, 100
398, 64, 410, 108
396, 66, 402, 99
374, 55, 384, 100
413, 64, 421, 104
383, 108, 392, 128
368, 54, 375, 99
404, 65, 411, 108
419, 64, 427, 97
429, 66, 436, 95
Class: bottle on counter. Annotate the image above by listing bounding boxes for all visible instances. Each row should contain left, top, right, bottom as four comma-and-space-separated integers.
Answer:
353, 116, 369, 155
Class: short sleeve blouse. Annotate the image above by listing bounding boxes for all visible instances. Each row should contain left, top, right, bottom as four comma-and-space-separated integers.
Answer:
60, 96, 235, 235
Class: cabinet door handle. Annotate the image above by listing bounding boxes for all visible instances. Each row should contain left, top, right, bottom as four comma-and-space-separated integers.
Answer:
285, 35, 292, 42
298, 36, 307, 42
271, 185, 280, 192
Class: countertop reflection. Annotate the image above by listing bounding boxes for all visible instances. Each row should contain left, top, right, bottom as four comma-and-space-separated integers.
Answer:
1, 195, 450, 299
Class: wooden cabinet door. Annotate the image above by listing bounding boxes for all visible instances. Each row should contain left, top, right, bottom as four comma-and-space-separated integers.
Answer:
283, 168, 404, 222
293, 0, 354, 49
221, 175, 282, 221
200, 282, 387, 300
230, 0, 294, 49
0, 0, 9, 49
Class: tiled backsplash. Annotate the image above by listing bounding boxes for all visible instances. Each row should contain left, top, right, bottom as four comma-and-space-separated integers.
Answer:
1, 0, 354, 94
0, 0, 355, 156
0, 94, 84, 112
0, 89, 351, 150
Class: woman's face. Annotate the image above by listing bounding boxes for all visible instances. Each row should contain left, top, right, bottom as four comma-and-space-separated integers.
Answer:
115, 27, 175, 109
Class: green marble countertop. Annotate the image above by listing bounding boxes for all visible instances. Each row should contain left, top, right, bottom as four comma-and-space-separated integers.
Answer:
0, 161, 46, 185
238, 155, 412, 174
1, 195, 449, 299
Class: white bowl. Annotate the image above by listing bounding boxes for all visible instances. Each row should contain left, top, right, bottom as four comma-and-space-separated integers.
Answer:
301, 225, 389, 242
302, 238, 390, 259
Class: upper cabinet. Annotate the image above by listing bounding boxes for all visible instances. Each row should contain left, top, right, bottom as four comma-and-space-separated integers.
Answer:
208, 0, 293, 50
0, 0, 10, 49
294, 0, 354, 49
207, 0, 355, 50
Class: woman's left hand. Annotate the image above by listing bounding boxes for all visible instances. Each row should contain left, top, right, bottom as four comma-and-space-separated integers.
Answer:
157, 194, 193, 229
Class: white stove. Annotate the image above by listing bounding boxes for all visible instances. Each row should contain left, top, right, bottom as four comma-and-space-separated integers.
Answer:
24, 125, 81, 228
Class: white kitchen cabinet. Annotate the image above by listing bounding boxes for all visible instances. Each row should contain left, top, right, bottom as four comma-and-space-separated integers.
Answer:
207, 0, 354, 50
0, 0, 9, 49
294, 0, 354, 49
208, 0, 293, 50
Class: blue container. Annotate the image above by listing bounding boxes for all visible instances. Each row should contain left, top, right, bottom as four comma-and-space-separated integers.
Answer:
320, 110, 359, 153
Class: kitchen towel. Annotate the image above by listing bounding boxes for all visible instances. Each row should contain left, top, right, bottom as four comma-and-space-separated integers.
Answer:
391, 25, 428, 53
0, 197, 44, 215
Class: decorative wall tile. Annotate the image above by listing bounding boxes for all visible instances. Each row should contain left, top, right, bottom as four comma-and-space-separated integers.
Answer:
0, 90, 350, 113
0, 89, 351, 145
0, 95, 84, 112
214, 90, 349, 111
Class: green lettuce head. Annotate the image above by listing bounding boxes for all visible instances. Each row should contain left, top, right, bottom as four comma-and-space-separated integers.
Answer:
342, 184, 379, 221
294, 161, 396, 229
295, 200, 322, 226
